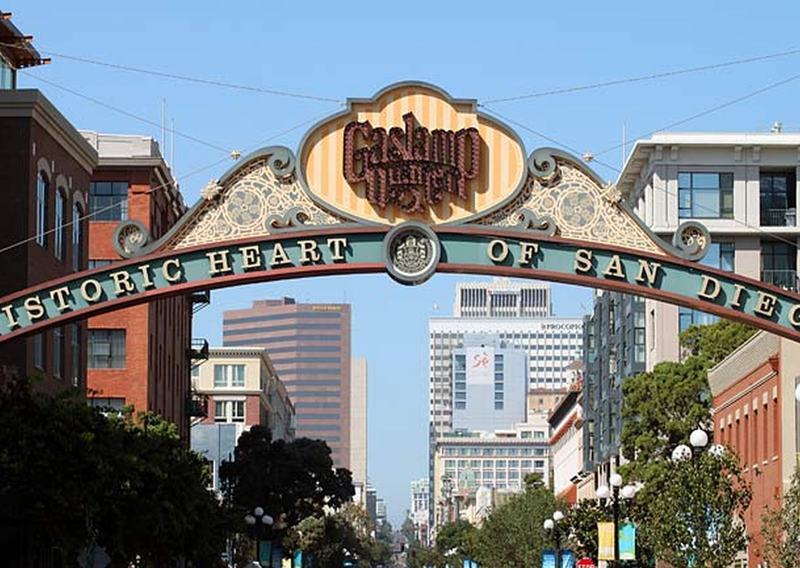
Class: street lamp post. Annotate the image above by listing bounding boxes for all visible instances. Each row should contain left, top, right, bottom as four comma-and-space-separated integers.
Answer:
244, 506, 274, 567
596, 471, 637, 563
543, 510, 564, 567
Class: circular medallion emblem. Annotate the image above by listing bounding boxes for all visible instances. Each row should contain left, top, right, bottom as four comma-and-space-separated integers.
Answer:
383, 222, 440, 285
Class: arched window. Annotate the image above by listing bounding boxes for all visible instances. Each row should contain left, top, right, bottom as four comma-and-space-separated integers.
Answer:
72, 202, 83, 271
36, 172, 49, 247
54, 188, 66, 260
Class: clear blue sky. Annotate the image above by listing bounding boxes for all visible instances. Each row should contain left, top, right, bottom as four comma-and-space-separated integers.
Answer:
11, 0, 800, 525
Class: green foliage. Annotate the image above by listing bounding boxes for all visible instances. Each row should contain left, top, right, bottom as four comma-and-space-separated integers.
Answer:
285, 503, 391, 567
219, 424, 355, 539
680, 319, 755, 368
621, 320, 754, 477
762, 467, 800, 567
0, 378, 230, 566
471, 485, 560, 568
632, 449, 750, 568
565, 499, 605, 559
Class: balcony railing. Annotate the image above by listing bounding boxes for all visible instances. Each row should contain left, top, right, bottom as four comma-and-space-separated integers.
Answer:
761, 269, 799, 291
760, 208, 797, 227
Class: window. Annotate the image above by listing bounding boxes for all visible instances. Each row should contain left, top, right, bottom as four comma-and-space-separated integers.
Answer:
72, 203, 83, 271
88, 329, 126, 369
36, 172, 49, 247
679, 242, 735, 330
214, 400, 245, 423
760, 171, 796, 226
89, 181, 129, 221
214, 364, 246, 387
33, 333, 45, 370
54, 189, 66, 260
53, 327, 65, 379
761, 241, 797, 290
89, 259, 113, 270
678, 172, 733, 219
70, 324, 82, 388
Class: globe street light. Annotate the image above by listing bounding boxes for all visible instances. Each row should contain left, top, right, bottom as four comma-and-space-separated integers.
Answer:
690, 428, 709, 449
543, 511, 564, 567
244, 506, 274, 566
597, 472, 637, 562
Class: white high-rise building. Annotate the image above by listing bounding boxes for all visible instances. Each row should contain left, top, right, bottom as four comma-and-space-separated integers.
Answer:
429, 317, 583, 439
350, 358, 368, 504
409, 478, 430, 544
453, 278, 552, 318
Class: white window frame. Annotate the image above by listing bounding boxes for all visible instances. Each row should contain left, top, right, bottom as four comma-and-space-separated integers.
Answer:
213, 364, 245, 387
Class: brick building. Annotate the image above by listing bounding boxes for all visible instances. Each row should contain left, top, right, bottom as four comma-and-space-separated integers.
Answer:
709, 331, 800, 568
82, 132, 192, 439
0, 20, 96, 392
191, 346, 295, 490
223, 298, 352, 469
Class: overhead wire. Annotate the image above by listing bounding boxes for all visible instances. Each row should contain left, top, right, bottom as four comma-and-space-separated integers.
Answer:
0, 42, 343, 104
592, 70, 800, 158
481, 109, 800, 252
0, 109, 336, 256
482, 47, 800, 104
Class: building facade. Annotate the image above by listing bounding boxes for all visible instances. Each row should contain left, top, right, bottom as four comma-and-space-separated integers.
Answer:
409, 478, 430, 545
618, 132, 800, 367
708, 331, 800, 568
429, 316, 583, 439
223, 298, 352, 468
193, 347, 295, 438
191, 347, 295, 491
82, 132, 192, 439
0, 86, 96, 393
582, 291, 646, 474
451, 335, 528, 432
350, 357, 368, 500
548, 381, 585, 504
453, 278, 552, 318
432, 424, 550, 528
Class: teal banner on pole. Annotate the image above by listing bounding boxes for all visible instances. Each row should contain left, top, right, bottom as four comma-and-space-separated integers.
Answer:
293, 550, 303, 568
619, 523, 636, 560
542, 550, 556, 568
560, 550, 575, 568
259, 540, 272, 564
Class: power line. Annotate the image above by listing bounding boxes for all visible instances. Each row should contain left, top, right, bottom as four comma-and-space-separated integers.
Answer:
480, 109, 800, 252
9, 43, 343, 104
593, 70, 800, 158
480, 105, 621, 174
0, 109, 334, 256
482, 47, 800, 104
22, 71, 235, 154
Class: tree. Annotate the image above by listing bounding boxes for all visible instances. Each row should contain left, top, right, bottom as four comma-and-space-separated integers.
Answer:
219, 425, 355, 539
285, 504, 391, 567
621, 321, 754, 477
471, 484, 560, 568
762, 467, 800, 567
0, 378, 230, 566
631, 449, 750, 568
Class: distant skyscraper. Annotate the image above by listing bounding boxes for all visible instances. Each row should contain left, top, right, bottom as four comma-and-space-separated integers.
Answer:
350, 358, 368, 501
223, 298, 351, 469
451, 335, 528, 432
429, 317, 583, 438
453, 278, 552, 318
409, 478, 430, 544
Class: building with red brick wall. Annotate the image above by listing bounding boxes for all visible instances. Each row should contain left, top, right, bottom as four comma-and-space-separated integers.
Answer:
223, 298, 352, 469
82, 132, 192, 440
709, 331, 800, 568
0, 20, 96, 394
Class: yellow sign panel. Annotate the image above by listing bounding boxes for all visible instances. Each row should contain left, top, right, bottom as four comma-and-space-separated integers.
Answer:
298, 83, 527, 226
597, 522, 615, 561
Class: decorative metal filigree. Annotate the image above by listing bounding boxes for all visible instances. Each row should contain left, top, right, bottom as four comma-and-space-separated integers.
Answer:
113, 220, 151, 259
168, 148, 343, 250
384, 222, 441, 285
201, 180, 223, 201
477, 158, 665, 255
673, 221, 711, 262
512, 209, 558, 236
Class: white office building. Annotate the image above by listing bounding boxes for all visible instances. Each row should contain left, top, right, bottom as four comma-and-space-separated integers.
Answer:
429, 317, 583, 437
453, 278, 552, 318
618, 130, 800, 367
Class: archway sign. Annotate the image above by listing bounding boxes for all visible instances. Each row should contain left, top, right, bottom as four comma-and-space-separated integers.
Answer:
1, 82, 800, 343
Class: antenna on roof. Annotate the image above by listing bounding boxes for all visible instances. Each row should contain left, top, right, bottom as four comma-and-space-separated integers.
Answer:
161, 99, 166, 152
771, 121, 783, 133
170, 118, 175, 170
